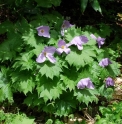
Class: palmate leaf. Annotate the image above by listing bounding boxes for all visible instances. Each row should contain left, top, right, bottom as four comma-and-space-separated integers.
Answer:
60, 68, 78, 91
36, 77, 63, 102
0, 20, 14, 34
15, 18, 30, 34
0, 71, 13, 102
23, 92, 44, 107
65, 26, 82, 42
37, 61, 62, 79
54, 91, 78, 117
13, 51, 34, 71
10, 114, 35, 124
0, 32, 22, 60
10, 70, 35, 94
107, 61, 120, 77
65, 46, 96, 69
74, 89, 99, 106
100, 24, 112, 37
48, 30, 59, 45
90, 62, 101, 82
22, 29, 38, 48
60, 75, 77, 91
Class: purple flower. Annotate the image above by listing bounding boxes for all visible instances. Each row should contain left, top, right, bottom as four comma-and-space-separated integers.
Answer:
105, 77, 114, 87
36, 46, 56, 63
99, 58, 112, 67
61, 20, 73, 36
90, 34, 105, 48
77, 78, 94, 89
69, 36, 88, 50
56, 40, 71, 55
36, 26, 50, 38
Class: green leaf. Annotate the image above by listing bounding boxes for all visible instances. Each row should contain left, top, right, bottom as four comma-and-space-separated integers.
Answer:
46, 119, 53, 124
11, 114, 35, 124
74, 89, 99, 105
65, 46, 96, 69
15, 18, 30, 33
100, 24, 112, 37
33, 43, 45, 56
99, 68, 109, 79
0, 21, 14, 34
80, 0, 88, 13
48, 30, 59, 45
36, 77, 63, 102
10, 70, 35, 94
90, 0, 102, 13
22, 29, 38, 48
13, 52, 34, 70
19, 80, 35, 95
24, 92, 44, 107
35, 0, 61, 7
65, 26, 82, 42
60, 69, 78, 91
0, 71, 13, 102
54, 91, 78, 117
107, 61, 120, 77
0, 32, 22, 60
37, 61, 62, 79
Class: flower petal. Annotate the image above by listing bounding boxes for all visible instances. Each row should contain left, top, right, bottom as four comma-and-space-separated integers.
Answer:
87, 81, 94, 89
90, 34, 97, 40
58, 40, 66, 47
56, 48, 64, 55
77, 44, 83, 50
77, 81, 86, 89
36, 26, 50, 38
64, 48, 71, 54
46, 54, 56, 63
99, 61, 105, 67
80, 36, 88, 43
105, 77, 114, 87
45, 46, 56, 54
97, 37, 105, 48
62, 20, 72, 29
71, 36, 80, 45
77, 78, 94, 89
36, 53, 46, 63
99, 58, 112, 67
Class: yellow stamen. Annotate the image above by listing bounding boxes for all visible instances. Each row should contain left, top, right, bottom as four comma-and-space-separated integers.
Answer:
62, 24, 65, 28
61, 46, 65, 49
40, 29, 44, 33
44, 52, 46, 56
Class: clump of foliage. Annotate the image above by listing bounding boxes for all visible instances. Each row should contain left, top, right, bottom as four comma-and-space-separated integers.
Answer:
0, 110, 35, 124
95, 102, 122, 124
0, 0, 121, 123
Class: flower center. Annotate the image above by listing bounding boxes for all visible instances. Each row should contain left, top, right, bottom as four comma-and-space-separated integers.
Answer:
44, 52, 46, 56
62, 24, 65, 28
61, 45, 65, 49
40, 29, 44, 33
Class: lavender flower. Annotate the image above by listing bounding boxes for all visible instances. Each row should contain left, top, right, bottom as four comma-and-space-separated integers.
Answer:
69, 36, 88, 50
77, 78, 94, 89
90, 34, 105, 48
56, 40, 71, 55
105, 77, 114, 87
36, 46, 56, 63
36, 26, 50, 38
99, 58, 112, 67
61, 20, 73, 36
